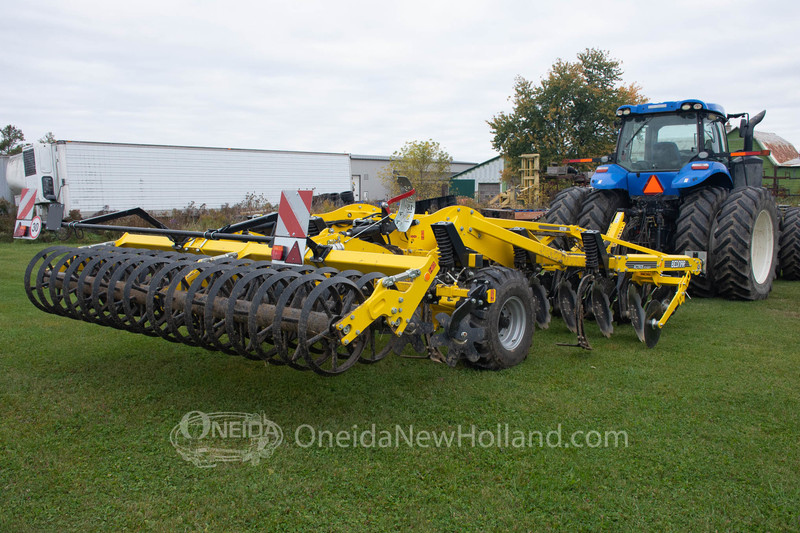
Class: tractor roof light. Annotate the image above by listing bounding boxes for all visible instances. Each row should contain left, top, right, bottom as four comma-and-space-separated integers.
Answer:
616, 109, 624, 116
681, 103, 692, 110
623, 108, 631, 115
693, 103, 703, 110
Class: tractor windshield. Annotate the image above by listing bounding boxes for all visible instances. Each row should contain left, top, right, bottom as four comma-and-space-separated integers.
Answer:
616, 113, 700, 171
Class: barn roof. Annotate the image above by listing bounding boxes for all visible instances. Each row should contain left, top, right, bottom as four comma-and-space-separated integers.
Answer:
754, 132, 800, 166
728, 129, 800, 167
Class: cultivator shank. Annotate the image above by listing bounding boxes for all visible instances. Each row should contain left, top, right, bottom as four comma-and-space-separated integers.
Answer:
24, 189, 702, 375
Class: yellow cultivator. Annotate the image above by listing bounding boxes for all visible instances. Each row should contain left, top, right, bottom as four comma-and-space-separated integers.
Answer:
24, 181, 701, 376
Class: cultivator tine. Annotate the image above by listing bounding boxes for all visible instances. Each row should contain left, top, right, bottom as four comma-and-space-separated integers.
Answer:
530, 277, 551, 330
557, 281, 578, 334
590, 282, 614, 338
627, 284, 646, 343
643, 300, 665, 348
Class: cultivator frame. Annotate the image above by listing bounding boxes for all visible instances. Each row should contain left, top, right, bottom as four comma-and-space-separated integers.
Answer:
24, 190, 702, 376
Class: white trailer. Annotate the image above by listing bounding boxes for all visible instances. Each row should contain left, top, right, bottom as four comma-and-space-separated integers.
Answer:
7, 140, 352, 236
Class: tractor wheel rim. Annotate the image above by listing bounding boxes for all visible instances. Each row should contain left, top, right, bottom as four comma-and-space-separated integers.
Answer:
498, 296, 526, 351
751, 209, 774, 284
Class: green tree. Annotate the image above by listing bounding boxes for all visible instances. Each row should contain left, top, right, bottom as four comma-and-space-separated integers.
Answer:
39, 131, 56, 144
379, 140, 453, 199
1, 125, 25, 155
488, 48, 645, 171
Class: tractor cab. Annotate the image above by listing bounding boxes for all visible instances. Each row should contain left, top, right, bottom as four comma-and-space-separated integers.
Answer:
591, 100, 738, 197
615, 103, 728, 174
591, 100, 766, 198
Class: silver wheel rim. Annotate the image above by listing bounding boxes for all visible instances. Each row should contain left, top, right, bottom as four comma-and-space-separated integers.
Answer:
498, 296, 526, 351
751, 209, 774, 285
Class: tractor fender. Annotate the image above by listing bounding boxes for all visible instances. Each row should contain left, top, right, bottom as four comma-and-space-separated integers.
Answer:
589, 164, 628, 190
671, 161, 732, 190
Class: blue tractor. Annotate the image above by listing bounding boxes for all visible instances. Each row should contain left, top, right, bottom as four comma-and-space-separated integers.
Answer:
546, 99, 799, 300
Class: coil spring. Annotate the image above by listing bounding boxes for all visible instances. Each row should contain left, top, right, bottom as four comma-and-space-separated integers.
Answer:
431, 224, 455, 267
513, 246, 527, 270
582, 232, 600, 271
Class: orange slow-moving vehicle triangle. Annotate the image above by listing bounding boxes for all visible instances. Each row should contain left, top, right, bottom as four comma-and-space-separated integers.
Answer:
643, 175, 664, 195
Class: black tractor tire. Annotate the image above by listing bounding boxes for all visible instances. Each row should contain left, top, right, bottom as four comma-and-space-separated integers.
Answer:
545, 186, 590, 248
709, 186, 779, 300
779, 207, 800, 280
577, 189, 630, 233
546, 186, 590, 225
468, 267, 535, 370
672, 186, 730, 297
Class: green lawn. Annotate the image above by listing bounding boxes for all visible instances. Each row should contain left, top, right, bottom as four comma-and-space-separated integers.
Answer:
2, 241, 799, 531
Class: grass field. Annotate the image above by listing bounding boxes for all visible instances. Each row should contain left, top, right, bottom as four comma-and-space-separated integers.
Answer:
2, 240, 800, 531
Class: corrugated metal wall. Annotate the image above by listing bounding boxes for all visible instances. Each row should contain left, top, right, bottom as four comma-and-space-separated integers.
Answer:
451, 156, 504, 199
452, 156, 503, 184
0, 156, 11, 202
59, 142, 352, 213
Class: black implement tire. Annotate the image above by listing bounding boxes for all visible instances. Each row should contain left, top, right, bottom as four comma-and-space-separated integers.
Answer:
469, 267, 535, 370
673, 186, 729, 297
577, 189, 630, 232
710, 186, 779, 300
779, 207, 800, 280
545, 186, 590, 248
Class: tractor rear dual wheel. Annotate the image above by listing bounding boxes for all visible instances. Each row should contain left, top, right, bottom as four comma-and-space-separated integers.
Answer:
779, 207, 800, 280
710, 186, 779, 300
577, 189, 630, 233
545, 186, 590, 248
673, 186, 729, 297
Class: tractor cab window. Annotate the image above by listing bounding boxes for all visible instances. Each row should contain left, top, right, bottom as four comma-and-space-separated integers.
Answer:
702, 115, 727, 154
616, 113, 700, 171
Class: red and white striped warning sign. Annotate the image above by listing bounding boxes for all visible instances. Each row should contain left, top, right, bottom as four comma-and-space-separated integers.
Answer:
272, 190, 313, 266
276, 190, 313, 238
16, 188, 36, 221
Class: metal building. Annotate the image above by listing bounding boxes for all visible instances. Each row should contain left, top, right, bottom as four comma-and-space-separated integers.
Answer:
450, 155, 505, 201
350, 155, 476, 202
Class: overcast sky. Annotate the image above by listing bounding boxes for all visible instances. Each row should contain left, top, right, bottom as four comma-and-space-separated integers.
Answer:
2, 0, 798, 163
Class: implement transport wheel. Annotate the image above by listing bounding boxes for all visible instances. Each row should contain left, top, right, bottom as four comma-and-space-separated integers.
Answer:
673, 186, 729, 297
469, 267, 535, 370
779, 207, 800, 280
577, 189, 630, 233
710, 186, 779, 300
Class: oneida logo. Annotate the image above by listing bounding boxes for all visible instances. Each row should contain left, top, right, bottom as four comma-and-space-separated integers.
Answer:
170, 411, 283, 468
